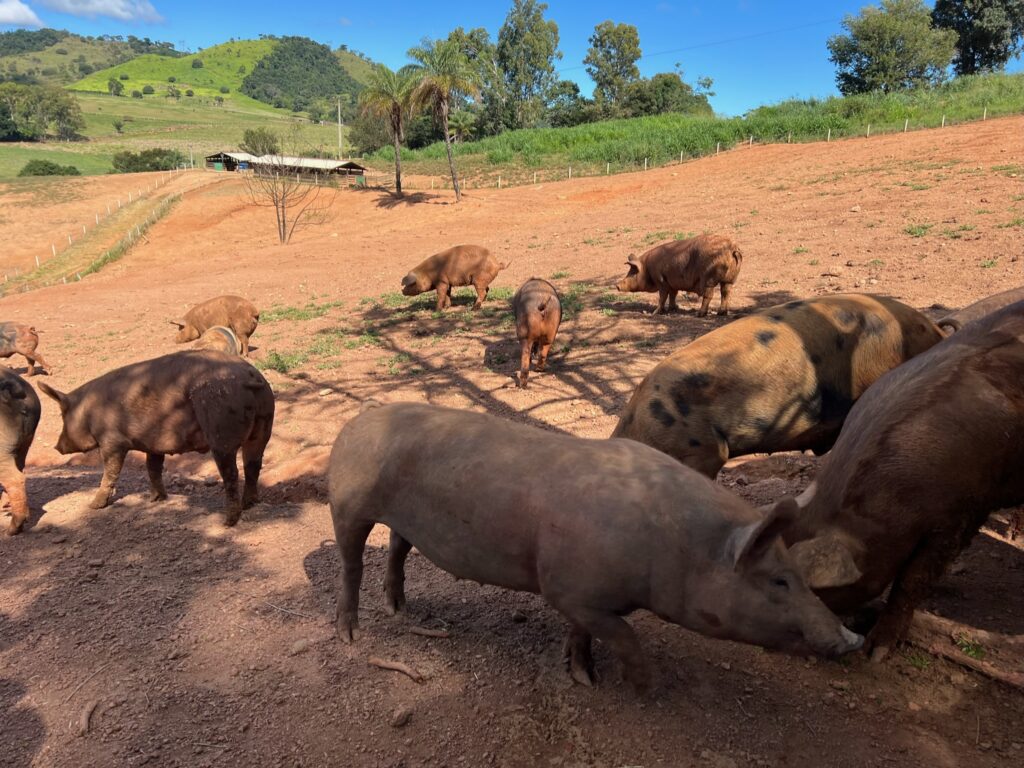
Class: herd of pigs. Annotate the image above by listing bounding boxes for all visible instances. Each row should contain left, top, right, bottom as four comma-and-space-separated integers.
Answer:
2, 234, 1023, 691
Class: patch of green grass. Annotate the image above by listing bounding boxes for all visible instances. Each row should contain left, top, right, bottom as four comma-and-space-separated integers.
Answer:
941, 224, 976, 239
641, 230, 671, 245
489, 286, 515, 301
635, 338, 658, 349
807, 259, 819, 266
975, 208, 993, 215
550, 269, 570, 279
904, 223, 933, 238
905, 651, 931, 671
343, 329, 382, 349
868, 258, 886, 266
991, 163, 1023, 176
955, 634, 985, 659
749, 209, 759, 216
793, 246, 809, 254
997, 217, 1024, 228
601, 307, 617, 316
909, 183, 931, 191
262, 300, 342, 322
980, 258, 998, 268
382, 352, 412, 376
561, 281, 594, 319
255, 349, 308, 374
673, 231, 695, 240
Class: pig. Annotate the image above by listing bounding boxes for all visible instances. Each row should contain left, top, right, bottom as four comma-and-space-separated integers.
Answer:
400, 245, 510, 311
171, 295, 259, 356
937, 285, 1024, 333
37, 350, 274, 526
612, 294, 945, 478
327, 402, 863, 690
0, 368, 41, 535
782, 300, 1024, 662
193, 326, 241, 356
616, 234, 743, 316
512, 278, 562, 388
0, 322, 52, 376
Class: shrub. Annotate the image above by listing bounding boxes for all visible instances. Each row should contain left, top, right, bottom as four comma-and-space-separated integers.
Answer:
191, 59, 204, 69
131, 89, 143, 98
168, 76, 176, 83
185, 89, 194, 97
219, 85, 230, 94
142, 84, 154, 94
55, 48, 68, 55
119, 73, 129, 80
111, 148, 186, 173
18, 159, 80, 177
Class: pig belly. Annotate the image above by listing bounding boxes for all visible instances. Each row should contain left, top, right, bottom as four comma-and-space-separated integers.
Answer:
382, 511, 541, 594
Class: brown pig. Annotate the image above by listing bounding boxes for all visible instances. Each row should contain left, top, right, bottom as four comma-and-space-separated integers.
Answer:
328, 402, 863, 690
616, 234, 743, 316
937, 285, 1024, 333
0, 368, 41, 535
0, 322, 52, 376
400, 245, 510, 311
38, 350, 274, 526
612, 294, 944, 477
781, 300, 1024, 662
193, 326, 241, 356
512, 278, 562, 388
172, 295, 259, 356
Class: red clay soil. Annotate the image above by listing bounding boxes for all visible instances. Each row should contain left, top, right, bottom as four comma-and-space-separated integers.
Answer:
1, 116, 1023, 768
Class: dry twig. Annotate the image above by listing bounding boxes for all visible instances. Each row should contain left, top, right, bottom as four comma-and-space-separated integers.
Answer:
368, 657, 425, 683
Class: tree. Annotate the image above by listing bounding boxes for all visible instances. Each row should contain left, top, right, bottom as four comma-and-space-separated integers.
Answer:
584, 21, 642, 105
107, 77, 123, 96
407, 39, 480, 202
131, 90, 143, 99
497, 0, 561, 129
621, 72, 713, 118
932, 0, 1024, 74
447, 27, 508, 136
113, 119, 124, 133
827, 0, 957, 94
359, 64, 416, 197
142, 84, 155, 94
192, 59, 204, 68
18, 159, 80, 176
447, 109, 476, 142
166, 84, 181, 100
545, 79, 597, 127
240, 127, 280, 156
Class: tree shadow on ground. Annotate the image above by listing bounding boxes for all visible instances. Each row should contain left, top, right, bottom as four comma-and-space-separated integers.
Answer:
356, 189, 449, 209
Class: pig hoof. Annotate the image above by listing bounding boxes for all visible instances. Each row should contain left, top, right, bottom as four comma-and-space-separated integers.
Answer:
223, 511, 241, 527
241, 492, 258, 510
336, 616, 360, 643
5, 523, 23, 537
88, 494, 111, 510
869, 645, 891, 664
568, 660, 595, 687
150, 491, 168, 503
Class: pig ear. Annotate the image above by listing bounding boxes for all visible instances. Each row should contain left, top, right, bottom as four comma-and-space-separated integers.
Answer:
789, 535, 863, 590
731, 497, 800, 571
625, 254, 638, 265
169, 320, 185, 330
37, 381, 69, 412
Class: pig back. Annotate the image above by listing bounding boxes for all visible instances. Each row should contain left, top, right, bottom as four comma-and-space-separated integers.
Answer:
0, 322, 38, 357
330, 403, 756, 596
184, 296, 258, 336
939, 285, 1024, 331
0, 367, 41, 455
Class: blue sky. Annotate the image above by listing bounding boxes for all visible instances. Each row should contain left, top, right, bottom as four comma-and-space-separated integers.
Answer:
2, 1, 1021, 115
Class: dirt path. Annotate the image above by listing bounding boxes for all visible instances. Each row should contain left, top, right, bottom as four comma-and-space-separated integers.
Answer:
1, 116, 1022, 768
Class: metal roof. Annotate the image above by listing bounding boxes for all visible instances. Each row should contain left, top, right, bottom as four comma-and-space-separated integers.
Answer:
254, 155, 348, 171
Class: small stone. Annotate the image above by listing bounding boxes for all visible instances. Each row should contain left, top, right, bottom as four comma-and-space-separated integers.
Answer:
829, 679, 850, 691
867, 278, 879, 285
204, 477, 218, 486
849, 205, 861, 213
822, 267, 843, 277
318, 389, 331, 397
391, 706, 413, 728
52, 534, 68, 544
88, 559, 104, 568
908, 701, 921, 711
846, 260, 855, 267
289, 639, 311, 656
719, 662, 731, 671
511, 611, 527, 623
979, 741, 992, 751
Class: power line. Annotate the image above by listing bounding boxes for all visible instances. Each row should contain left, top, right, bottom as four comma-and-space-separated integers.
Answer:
556, 18, 841, 75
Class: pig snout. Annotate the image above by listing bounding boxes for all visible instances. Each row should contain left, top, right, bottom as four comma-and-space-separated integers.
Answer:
401, 273, 422, 296
839, 626, 865, 654
616, 276, 637, 292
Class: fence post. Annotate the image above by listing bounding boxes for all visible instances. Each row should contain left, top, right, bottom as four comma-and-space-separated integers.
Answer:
983, 106, 987, 120
644, 158, 648, 171
606, 162, 610, 175
95, 213, 99, 225
748, 135, 753, 146
904, 119, 908, 133
118, 198, 121, 209
716, 142, 720, 155
533, 171, 537, 184
787, 131, 791, 144
941, 115, 946, 127
106, 204, 110, 215
67, 234, 72, 245
679, 150, 683, 163
497, 175, 501, 189
35, 255, 40, 267
866, 124, 871, 137
827, 128, 831, 142
51, 244, 56, 257
82, 225, 86, 235
568, 166, 572, 179
431, 178, 434, 190
128, 192, 132, 203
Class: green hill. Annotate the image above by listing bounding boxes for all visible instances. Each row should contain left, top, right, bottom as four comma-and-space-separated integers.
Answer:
335, 47, 376, 86
71, 39, 277, 104
0, 31, 144, 86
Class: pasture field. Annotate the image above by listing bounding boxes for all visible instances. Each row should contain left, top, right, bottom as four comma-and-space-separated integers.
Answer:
0, 116, 1022, 767
0, 33, 135, 86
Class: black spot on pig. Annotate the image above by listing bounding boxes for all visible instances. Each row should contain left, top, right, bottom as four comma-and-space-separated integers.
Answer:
688, 438, 702, 447
835, 335, 846, 351
768, 314, 784, 323
649, 399, 676, 428
810, 353, 823, 365
756, 330, 777, 346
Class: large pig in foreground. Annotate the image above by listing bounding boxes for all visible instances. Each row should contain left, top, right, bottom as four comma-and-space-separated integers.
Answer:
38, 350, 274, 525
328, 402, 862, 690
612, 294, 944, 477
616, 234, 743, 316
172, 295, 259, 356
782, 300, 1024, 661
193, 326, 241, 356
937, 285, 1024, 333
400, 245, 510, 311
0, 368, 41, 535
512, 278, 562, 388
0, 322, 52, 376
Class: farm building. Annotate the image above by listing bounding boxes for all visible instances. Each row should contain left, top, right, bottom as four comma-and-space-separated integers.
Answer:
204, 151, 258, 171
251, 156, 368, 177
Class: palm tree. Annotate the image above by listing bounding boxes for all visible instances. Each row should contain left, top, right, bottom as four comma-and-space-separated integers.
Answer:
407, 39, 480, 202
359, 64, 415, 197
447, 109, 476, 143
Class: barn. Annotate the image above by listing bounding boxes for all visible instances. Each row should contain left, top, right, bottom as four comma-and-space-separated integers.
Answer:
204, 151, 258, 172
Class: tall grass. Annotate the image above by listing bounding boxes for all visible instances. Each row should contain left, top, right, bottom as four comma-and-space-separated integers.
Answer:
375, 73, 1024, 173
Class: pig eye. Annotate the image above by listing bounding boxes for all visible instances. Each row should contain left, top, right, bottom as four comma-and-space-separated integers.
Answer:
771, 577, 790, 591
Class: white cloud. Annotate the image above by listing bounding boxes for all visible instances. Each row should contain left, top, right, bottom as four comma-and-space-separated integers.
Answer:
339, 16, 352, 27
37, 0, 164, 23
0, 0, 43, 26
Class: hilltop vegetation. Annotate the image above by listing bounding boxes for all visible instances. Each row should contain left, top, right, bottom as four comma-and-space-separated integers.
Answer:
0, 28, 179, 86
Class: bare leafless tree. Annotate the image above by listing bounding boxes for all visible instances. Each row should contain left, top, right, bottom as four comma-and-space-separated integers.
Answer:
242, 129, 338, 244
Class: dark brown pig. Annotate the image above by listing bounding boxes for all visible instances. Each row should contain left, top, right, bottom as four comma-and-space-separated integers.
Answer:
0, 368, 41, 535
612, 294, 944, 477
0, 322, 52, 376
328, 402, 863, 690
400, 245, 510, 311
38, 350, 274, 525
781, 300, 1024, 662
193, 326, 241, 356
937, 285, 1024, 333
616, 234, 743, 316
172, 295, 259, 356
512, 278, 562, 388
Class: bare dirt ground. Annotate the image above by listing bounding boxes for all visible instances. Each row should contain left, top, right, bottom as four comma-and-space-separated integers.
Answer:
1, 117, 1023, 768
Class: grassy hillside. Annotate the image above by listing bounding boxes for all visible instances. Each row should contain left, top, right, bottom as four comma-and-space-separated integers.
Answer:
377, 72, 1024, 180
335, 48, 376, 86
0, 33, 136, 86
71, 39, 277, 103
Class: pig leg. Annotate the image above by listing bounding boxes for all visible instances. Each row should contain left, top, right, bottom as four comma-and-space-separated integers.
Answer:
333, 520, 374, 642
667, 290, 680, 312
240, 438, 266, 509
211, 449, 242, 526
556, 605, 649, 691
91, 448, 126, 509
697, 285, 714, 317
562, 626, 596, 686
518, 338, 532, 389
536, 342, 552, 372
472, 282, 488, 310
145, 453, 167, 502
866, 529, 965, 663
435, 283, 450, 311
383, 530, 413, 615
718, 282, 733, 316
0, 457, 28, 535
654, 287, 670, 315
1009, 508, 1023, 541
239, 334, 250, 357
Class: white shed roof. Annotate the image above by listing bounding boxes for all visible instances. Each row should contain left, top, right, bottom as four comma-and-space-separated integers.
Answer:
254, 155, 346, 170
